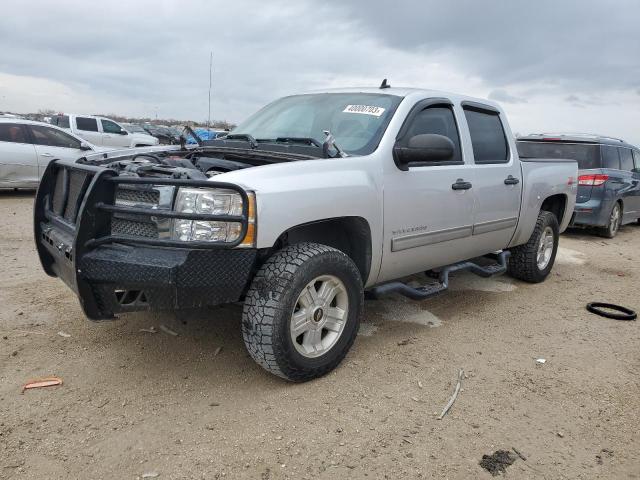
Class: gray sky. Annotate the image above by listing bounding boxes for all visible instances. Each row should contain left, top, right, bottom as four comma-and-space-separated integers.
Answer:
1, 0, 639, 142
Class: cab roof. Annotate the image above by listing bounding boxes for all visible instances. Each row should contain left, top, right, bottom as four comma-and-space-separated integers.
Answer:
0, 117, 54, 126
305, 86, 503, 111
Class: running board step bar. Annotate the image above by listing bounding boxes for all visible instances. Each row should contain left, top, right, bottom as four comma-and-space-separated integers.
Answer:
368, 251, 511, 301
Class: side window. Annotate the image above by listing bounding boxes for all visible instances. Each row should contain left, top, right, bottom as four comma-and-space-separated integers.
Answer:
76, 117, 98, 132
618, 148, 634, 171
0, 123, 29, 144
400, 106, 462, 163
601, 145, 620, 170
29, 126, 82, 149
463, 107, 509, 164
633, 150, 640, 171
101, 119, 124, 134
51, 115, 70, 129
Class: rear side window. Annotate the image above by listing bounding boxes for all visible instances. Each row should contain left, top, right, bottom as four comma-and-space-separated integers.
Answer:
601, 145, 620, 170
0, 123, 28, 143
463, 107, 509, 164
400, 106, 462, 163
618, 148, 634, 171
76, 117, 98, 132
51, 115, 70, 129
516, 141, 600, 169
29, 125, 82, 149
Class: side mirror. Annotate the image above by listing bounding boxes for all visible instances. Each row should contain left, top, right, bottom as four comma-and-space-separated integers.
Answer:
119, 130, 128, 135
394, 134, 455, 170
79, 142, 92, 151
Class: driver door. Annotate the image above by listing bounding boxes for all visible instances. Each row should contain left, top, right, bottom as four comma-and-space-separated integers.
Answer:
100, 119, 129, 147
378, 100, 477, 283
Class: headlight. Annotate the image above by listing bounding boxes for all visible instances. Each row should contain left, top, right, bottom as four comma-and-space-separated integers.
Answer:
171, 187, 255, 245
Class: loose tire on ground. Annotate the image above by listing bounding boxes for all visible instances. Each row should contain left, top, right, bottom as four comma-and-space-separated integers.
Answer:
241, 243, 363, 382
508, 210, 559, 283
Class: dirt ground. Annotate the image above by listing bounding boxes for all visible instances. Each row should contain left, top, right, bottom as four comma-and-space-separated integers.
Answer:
1, 190, 639, 480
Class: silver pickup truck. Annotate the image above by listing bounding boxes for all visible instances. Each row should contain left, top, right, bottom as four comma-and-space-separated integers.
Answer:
34, 85, 577, 381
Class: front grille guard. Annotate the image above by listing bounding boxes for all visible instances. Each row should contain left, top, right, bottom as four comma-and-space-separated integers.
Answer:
36, 159, 249, 251
35, 160, 250, 286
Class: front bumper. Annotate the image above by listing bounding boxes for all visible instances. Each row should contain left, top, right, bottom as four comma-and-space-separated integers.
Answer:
34, 160, 255, 320
80, 245, 255, 319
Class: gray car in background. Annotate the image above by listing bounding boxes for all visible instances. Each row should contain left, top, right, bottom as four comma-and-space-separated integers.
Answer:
517, 134, 640, 237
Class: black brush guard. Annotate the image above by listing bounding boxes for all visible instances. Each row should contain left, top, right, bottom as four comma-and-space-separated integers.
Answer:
34, 160, 257, 320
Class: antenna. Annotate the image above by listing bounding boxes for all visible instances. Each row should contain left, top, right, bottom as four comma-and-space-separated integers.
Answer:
207, 51, 213, 129
379, 78, 390, 89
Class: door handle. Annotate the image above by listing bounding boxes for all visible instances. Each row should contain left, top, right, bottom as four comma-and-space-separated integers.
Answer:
40, 153, 54, 157
452, 179, 472, 190
504, 175, 520, 185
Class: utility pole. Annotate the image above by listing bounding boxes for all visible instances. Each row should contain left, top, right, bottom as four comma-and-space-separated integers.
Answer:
207, 51, 213, 129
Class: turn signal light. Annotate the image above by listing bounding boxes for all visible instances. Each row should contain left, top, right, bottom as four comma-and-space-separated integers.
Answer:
239, 192, 257, 247
578, 174, 609, 186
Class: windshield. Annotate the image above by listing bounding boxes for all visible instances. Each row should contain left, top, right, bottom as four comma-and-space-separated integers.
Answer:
517, 141, 601, 169
231, 93, 402, 156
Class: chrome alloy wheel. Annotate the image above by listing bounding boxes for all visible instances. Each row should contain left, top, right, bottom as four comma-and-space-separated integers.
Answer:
290, 275, 349, 358
609, 204, 621, 236
536, 226, 555, 270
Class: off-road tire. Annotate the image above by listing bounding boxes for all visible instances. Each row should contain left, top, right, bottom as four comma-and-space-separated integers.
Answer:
242, 243, 363, 382
599, 202, 621, 238
507, 210, 559, 283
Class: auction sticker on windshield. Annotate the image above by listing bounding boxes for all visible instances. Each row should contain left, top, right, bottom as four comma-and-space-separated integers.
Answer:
343, 105, 386, 117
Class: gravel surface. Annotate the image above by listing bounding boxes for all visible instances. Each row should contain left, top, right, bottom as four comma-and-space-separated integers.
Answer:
1, 190, 639, 479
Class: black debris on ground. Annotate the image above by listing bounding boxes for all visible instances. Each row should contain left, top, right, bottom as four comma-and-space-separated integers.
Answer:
479, 450, 517, 476
596, 448, 614, 465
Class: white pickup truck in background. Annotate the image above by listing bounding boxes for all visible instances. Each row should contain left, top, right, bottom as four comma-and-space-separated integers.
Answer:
50, 114, 158, 148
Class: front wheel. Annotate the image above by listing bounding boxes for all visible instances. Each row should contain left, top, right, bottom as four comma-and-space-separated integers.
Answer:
508, 210, 559, 283
242, 243, 363, 382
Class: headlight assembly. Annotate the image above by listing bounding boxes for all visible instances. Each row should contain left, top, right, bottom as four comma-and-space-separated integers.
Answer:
171, 187, 255, 246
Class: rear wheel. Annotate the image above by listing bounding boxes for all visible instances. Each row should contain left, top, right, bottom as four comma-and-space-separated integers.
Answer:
508, 210, 559, 283
599, 202, 621, 238
242, 243, 363, 382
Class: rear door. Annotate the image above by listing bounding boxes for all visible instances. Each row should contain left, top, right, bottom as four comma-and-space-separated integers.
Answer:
74, 116, 103, 145
618, 147, 640, 220
462, 103, 521, 250
100, 119, 130, 147
379, 100, 477, 282
633, 150, 640, 220
0, 123, 38, 186
27, 125, 86, 176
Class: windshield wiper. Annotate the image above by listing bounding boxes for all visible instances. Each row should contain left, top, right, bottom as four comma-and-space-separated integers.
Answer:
225, 133, 258, 149
322, 130, 347, 158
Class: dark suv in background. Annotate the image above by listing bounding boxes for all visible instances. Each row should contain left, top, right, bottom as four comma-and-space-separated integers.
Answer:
517, 134, 640, 238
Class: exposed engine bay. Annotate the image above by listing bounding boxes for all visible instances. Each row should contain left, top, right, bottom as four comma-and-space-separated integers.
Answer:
77, 145, 317, 180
